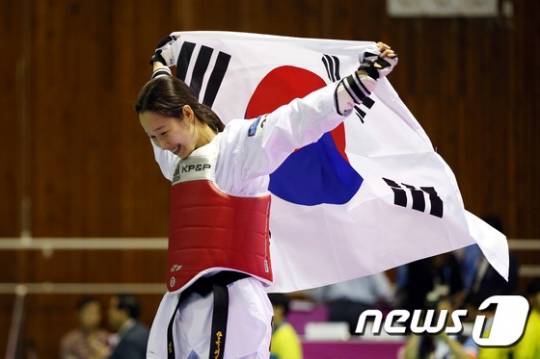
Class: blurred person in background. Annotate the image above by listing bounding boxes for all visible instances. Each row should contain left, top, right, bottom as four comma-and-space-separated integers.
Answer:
395, 252, 464, 330
59, 296, 109, 359
401, 295, 478, 359
475, 277, 539, 359
268, 293, 303, 359
509, 277, 540, 359
107, 294, 150, 359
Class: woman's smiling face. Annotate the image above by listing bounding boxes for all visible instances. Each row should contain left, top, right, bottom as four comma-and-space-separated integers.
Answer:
139, 109, 196, 159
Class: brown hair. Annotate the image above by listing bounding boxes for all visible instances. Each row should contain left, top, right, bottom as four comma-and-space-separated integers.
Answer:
135, 76, 225, 133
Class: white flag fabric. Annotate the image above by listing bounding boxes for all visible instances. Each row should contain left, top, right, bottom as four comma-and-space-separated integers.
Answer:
168, 31, 508, 293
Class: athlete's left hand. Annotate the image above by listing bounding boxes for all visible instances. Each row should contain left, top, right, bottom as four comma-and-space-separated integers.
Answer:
358, 42, 398, 80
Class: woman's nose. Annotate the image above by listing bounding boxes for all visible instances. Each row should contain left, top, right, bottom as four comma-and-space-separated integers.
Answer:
159, 139, 169, 151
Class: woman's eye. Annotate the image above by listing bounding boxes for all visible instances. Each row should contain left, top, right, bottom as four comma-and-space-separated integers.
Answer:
161, 132, 168, 137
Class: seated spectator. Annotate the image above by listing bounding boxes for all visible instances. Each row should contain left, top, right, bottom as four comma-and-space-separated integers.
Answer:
107, 294, 150, 359
59, 296, 109, 359
268, 293, 303, 359
401, 295, 478, 359
395, 253, 464, 321
303, 272, 394, 335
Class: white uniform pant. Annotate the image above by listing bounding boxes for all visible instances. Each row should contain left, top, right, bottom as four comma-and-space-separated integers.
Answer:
146, 277, 273, 359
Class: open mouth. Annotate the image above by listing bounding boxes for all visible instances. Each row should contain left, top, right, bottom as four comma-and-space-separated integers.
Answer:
171, 146, 180, 155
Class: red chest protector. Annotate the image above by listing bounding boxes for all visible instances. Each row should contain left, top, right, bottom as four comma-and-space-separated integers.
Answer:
166, 138, 273, 293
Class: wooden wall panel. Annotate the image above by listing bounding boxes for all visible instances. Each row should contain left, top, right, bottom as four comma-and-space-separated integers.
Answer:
1, 249, 167, 284
29, 0, 171, 238
511, 0, 540, 239
0, 0, 23, 237
1, 0, 539, 358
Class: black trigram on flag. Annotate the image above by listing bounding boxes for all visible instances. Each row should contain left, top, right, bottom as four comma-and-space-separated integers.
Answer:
383, 178, 444, 218
321, 54, 375, 123
176, 41, 232, 108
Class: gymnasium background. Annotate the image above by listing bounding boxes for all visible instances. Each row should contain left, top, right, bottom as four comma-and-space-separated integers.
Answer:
1, 0, 539, 358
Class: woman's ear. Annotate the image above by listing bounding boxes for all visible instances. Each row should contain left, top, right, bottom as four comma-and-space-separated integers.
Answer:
182, 105, 195, 124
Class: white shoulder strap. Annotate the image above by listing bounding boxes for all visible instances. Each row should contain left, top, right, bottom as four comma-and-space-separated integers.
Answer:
171, 134, 222, 185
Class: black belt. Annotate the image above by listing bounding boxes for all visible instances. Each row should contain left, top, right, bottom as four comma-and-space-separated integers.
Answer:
167, 271, 249, 359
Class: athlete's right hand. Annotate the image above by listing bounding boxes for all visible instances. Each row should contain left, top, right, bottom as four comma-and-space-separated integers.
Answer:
150, 35, 178, 67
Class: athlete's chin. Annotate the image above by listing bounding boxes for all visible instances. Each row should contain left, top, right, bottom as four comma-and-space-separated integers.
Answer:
177, 149, 192, 159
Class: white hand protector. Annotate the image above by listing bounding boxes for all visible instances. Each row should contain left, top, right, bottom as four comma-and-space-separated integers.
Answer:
359, 51, 398, 80
150, 35, 177, 67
